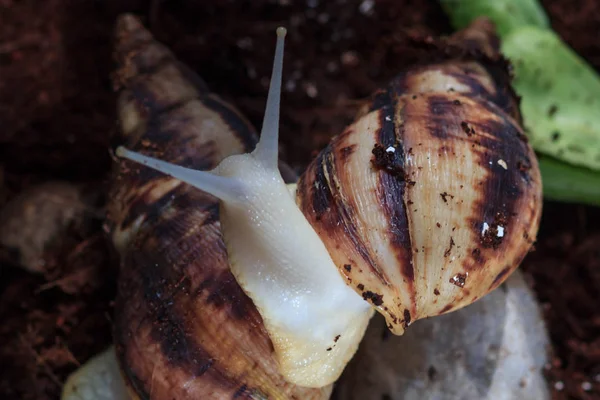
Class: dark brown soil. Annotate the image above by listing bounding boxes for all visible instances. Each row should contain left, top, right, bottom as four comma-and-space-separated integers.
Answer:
0, 0, 599, 399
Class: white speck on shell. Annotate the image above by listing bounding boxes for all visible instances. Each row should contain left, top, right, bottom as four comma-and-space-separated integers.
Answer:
581, 382, 592, 391
498, 159, 508, 169
554, 381, 564, 391
497, 226, 505, 237
482, 222, 490, 235
386, 146, 395, 153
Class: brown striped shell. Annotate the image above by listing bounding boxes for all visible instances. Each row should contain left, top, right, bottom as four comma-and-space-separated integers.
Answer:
296, 18, 542, 335
107, 15, 330, 400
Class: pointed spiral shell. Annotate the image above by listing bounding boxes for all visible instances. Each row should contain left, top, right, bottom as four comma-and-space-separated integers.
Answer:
107, 14, 330, 400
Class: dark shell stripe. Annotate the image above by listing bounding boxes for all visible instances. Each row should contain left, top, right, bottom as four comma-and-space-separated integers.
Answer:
410, 93, 540, 314
466, 105, 541, 293
115, 205, 269, 399
309, 147, 387, 284
109, 15, 328, 400
372, 99, 416, 321
202, 94, 259, 151
368, 61, 519, 123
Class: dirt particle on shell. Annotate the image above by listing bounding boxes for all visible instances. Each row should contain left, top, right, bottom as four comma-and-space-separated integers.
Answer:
362, 291, 384, 306
334, 335, 341, 342
548, 104, 558, 117
461, 121, 475, 136
481, 212, 508, 249
436, 222, 441, 228
481, 227, 502, 248
403, 309, 411, 328
517, 160, 531, 173
357, 283, 365, 291
434, 288, 440, 295
371, 143, 406, 178
343, 264, 352, 272
444, 237, 455, 257
450, 273, 467, 288
471, 247, 484, 264
440, 191, 454, 203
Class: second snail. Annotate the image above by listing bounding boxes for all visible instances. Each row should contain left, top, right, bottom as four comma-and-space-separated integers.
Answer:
64, 13, 542, 400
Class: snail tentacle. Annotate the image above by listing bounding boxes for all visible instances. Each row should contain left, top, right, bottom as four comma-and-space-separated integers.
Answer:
115, 146, 247, 203
252, 27, 286, 169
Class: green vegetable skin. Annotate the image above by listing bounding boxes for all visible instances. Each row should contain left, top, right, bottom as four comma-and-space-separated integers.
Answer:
503, 28, 600, 171
539, 156, 600, 207
440, 0, 600, 206
440, 0, 549, 36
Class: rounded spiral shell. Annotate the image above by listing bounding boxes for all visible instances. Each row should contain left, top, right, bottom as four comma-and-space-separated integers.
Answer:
296, 18, 542, 334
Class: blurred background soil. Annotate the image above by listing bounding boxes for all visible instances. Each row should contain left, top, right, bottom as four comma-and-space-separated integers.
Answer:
0, 0, 599, 399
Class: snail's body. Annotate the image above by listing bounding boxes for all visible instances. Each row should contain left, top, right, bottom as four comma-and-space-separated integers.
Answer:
107, 15, 541, 399
108, 16, 331, 399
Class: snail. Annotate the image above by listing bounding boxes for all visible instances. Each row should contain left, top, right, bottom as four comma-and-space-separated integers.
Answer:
107, 15, 331, 399
99, 14, 542, 400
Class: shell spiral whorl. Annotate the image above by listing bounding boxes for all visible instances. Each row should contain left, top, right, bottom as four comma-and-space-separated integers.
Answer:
297, 19, 541, 334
